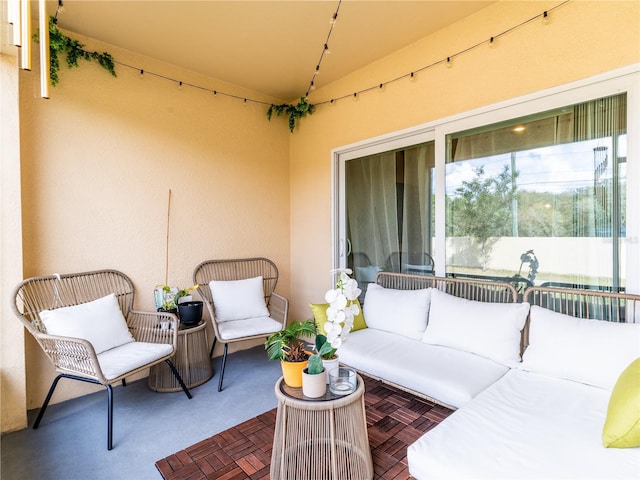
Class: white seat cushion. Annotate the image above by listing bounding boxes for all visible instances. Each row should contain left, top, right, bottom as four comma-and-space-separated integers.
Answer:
408, 369, 640, 480
217, 316, 283, 340
97, 342, 173, 380
40, 293, 135, 354
338, 328, 509, 408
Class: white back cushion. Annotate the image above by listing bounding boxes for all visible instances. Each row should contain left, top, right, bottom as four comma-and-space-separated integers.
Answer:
362, 284, 430, 340
40, 293, 135, 354
209, 276, 270, 322
422, 289, 529, 366
521, 305, 640, 389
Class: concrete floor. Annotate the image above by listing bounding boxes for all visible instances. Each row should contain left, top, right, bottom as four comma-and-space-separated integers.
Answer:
1, 346, 281, 480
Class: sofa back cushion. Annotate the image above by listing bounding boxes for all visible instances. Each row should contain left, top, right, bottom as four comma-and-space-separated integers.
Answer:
422, 289, 529, 366
363, 284, 430, 340
521, 305, 640, 390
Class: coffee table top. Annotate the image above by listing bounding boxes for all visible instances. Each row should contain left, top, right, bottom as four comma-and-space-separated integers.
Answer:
275, 374, 364, 408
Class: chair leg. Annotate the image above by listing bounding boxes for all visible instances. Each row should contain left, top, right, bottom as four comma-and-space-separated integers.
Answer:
33, 373, 114, 451
218, 343, 228, 392
106, 384, 114, 450
33, 373, 65, 429
164, 359, 193, 399
209, 336, 217, 357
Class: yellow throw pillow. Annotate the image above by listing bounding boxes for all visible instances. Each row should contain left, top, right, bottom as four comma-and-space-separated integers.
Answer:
309, 299, 367, 336
602, 357, 640, 448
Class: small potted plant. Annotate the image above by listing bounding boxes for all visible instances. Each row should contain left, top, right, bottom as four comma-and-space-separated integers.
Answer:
155, 284, 201, 326
302, 334, 336, 397
314, 333, 339, 384
265, 320, 316, 387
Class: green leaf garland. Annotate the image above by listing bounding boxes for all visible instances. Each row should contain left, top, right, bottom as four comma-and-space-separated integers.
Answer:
34, 16, 116, 86
267, 97, 315, 132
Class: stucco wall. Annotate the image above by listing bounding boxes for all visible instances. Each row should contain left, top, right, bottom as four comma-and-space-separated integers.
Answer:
12, 30, 291, 417
288, 0, 640, 319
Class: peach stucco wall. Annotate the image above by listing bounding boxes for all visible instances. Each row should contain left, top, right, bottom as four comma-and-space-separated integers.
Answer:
288, 0, 640, 316
2, 0, 638, 433
10, 31, 291, 418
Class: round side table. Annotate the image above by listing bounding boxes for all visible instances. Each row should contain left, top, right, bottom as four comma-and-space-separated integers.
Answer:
270, 374, 373, 480
148, 321, 213, 392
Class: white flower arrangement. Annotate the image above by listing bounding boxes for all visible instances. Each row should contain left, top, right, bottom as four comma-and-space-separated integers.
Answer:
324, 268, 362, 349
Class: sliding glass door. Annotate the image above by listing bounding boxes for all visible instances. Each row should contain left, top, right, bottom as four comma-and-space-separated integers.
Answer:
446, 93, 627, 291
344, 142, 435, 295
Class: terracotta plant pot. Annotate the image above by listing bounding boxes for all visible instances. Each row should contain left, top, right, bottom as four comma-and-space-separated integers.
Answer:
280, 359, 308, 388
302, 367, 327, 398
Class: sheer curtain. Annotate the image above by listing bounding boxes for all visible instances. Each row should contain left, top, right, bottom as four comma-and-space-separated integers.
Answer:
346, 144, 433, 285
346, 152, 398, 274
402, 144, 434, 271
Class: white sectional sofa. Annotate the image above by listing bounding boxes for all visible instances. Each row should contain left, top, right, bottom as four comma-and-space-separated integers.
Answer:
336, 273, 640, 479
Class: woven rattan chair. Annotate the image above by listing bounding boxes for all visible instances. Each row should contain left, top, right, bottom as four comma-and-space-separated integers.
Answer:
193, 258, 288, 391
11, 269, 192, 450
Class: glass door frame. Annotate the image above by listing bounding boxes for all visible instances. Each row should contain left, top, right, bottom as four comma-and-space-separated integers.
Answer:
331, 64, 640, 293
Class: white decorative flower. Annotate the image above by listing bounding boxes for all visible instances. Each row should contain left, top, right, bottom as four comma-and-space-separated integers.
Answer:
325, 269, 361, 351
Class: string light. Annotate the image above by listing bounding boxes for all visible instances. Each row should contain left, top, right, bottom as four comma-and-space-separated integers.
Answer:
305, 0, 342, 97
90, 0, 568, 115
312, 0, 569, 107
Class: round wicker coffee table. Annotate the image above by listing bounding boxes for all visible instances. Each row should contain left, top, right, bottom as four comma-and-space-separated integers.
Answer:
270, 374, 373, 480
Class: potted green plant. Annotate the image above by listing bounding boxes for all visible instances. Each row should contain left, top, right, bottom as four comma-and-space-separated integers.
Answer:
265, 320, 316, 387
155, 284, 201, 326
301, 333, 336, 397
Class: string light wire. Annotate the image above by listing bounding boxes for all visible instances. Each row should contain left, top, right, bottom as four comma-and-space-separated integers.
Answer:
305, 0, 342, 97
51, 0, 569, 111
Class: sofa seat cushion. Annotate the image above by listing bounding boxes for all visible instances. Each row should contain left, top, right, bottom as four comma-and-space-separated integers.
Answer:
338, 328, 509, 408
408, 369, 640, 480
217, 316, 283, 341
98, 341, 173, 381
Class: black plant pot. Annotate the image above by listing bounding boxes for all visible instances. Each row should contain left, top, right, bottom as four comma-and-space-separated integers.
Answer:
178, 301, 203, 327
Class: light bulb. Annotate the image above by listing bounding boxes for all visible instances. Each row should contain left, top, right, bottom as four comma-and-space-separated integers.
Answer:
324, 44, 331, 55
446, 57, 452, 68
139, 69, 144, 79
543, 11, 549, 25
329, 13, 337, 25
178, 81, 183, 90
489, 36, 495, 48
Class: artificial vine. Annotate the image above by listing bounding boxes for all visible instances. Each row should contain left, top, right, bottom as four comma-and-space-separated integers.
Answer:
34, 16, 116, 86
267, 97, 315, 132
